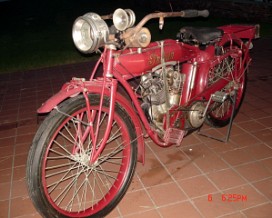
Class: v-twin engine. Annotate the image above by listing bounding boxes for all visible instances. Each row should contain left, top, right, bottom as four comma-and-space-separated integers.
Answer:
140, 64, 184, 130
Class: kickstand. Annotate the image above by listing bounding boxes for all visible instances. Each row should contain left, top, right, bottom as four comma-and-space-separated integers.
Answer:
198, 89, 237, 143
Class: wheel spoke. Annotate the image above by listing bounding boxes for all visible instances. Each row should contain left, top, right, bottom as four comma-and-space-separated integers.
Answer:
36, 96, 136, 217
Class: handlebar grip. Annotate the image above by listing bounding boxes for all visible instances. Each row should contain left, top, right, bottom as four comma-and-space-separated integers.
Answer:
182, 10, 209, 18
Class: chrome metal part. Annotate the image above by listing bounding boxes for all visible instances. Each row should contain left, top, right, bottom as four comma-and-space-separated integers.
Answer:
188, 102, 205, 128
140, 63, 184, 130
113, 8, 136, 31
72, 13, 109, 53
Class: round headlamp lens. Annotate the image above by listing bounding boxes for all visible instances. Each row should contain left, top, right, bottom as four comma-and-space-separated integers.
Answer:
72, 19, 93, 52
72, 13, 109, 53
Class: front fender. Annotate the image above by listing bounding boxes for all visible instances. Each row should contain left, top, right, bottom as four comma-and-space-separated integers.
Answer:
37, 78, 145, 164
38, 78, 97, 113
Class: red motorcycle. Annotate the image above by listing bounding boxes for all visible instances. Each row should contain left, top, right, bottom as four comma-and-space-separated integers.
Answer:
26, 8, 259, 217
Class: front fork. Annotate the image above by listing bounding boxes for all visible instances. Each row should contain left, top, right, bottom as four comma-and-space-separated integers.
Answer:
75, 48, 118, 164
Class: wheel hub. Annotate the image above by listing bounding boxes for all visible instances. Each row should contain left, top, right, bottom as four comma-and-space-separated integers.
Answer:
72, 153, 91, 167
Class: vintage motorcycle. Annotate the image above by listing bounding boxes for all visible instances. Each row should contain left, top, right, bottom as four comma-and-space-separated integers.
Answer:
26, 8, 259, 217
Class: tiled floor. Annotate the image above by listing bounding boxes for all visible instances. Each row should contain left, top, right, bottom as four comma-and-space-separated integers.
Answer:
0, 38, 271, 218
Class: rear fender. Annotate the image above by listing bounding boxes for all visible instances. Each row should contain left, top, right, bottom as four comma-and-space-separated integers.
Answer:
38, 77, 145, 164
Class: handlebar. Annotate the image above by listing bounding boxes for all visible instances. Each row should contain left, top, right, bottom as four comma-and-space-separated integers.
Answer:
121, 9, 209, 39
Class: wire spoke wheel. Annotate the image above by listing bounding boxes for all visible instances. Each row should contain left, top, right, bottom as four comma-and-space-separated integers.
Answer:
26, 94, 137, 217
205, 45, 247, 127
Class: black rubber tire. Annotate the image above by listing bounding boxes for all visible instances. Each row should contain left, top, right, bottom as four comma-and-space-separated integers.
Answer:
205, 74, 247, 128
26, 94, 137, 218
205, 46, 247, 128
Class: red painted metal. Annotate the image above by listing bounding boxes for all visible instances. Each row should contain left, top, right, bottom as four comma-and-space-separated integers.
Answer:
31, 9, 260, 217
37, 17, 258, 161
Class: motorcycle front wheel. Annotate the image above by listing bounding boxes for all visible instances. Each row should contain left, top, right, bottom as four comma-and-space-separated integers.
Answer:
26, 94, 137, 217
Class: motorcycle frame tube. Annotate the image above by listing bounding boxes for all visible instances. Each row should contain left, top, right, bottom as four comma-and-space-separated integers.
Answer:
112, 68, 168, 147
37, 25, 256, 157
182, 41, 247, 106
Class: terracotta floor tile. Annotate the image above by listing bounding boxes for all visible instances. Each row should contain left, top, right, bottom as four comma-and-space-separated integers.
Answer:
107, 206, 121, 218
243, 109, 270, 120
13, 152, 28, 167
11, 179, 28, 198
242, 202, 272, 218
147, 182, 187, 207
259, 158, 272, 172
0, 200, 9, 218
253, 178, 272, 201
178, 175, 218, 198
193, 193, 237, 217
203, 139, 235, 152
18, 118, 37, 127
15, 133, 35, 145
216, 123, 246, 137
0, 168, 12, 183
12, 212, 42, 218
165, 160, 202, 181
221, 147, 256, 166
207, 168, 247, 190
15, 143, 31, 155
219, 211, 246, 218
0, 115, 18, 124
158, 201, 202, 218
146, 140, 166, 154
0, 128, 16, 139
0, 136, 15, 148
230, 133, 261, 147
17, 124, 38, 136
224, 184, 268, 211
237, 120, 266, 132
193, 153, 229, 173
12, 165, 26, 181
123, 209, 161, 218
0, 182, 10, 201
0, 156, 13, 171
0, 145, 14, 157
239, 102, 256, 114
196, 128, 225, 143
257, 116, 272, 128
144, 143, 157, 155
118, 189, 155, 216
181, 143, 212, 158
234, 112, 250, 123
260, 106, 272, 116
156, 147, 189, 166
10, 196, 37, 217
137, 166, 173, 187
247, 143, 272, 160
136, 153, 163, 172
127, 175, 144, 193
181, 133, 202, 146
253, 129, 272, 143
235, 162, 272, 182
210, 142, 243, 155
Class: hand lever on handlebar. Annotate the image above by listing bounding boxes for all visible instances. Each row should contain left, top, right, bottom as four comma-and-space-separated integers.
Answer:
159, 17, 164, 30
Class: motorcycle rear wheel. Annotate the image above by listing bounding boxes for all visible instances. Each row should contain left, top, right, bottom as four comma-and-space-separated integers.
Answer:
26, 94, 137, 217
205, 48, 247, 128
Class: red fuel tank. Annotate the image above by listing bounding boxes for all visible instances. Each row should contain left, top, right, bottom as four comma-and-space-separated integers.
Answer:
113, 39, 196, 79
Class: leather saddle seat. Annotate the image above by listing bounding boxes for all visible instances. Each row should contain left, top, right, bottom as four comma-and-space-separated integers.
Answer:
177, 27, 224, 45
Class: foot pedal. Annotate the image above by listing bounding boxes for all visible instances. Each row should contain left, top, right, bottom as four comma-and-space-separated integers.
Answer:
163, 128, 185, 145
212, 91, 229, 103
